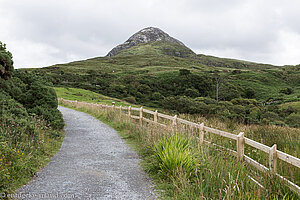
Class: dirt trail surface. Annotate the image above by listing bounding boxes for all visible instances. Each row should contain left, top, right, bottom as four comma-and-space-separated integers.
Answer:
16, 106, 156, 200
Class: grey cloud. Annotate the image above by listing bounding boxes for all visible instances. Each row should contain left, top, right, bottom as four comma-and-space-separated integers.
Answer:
0, 0, 300, 68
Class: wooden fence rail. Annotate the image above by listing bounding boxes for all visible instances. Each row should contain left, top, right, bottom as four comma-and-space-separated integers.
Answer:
59, 98, 300, 195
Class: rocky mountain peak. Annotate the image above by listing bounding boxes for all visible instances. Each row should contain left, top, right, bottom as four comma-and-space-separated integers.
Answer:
106, 27, 190, 57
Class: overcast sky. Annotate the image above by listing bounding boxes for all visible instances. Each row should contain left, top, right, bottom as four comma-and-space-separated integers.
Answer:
1, 0, 300, 68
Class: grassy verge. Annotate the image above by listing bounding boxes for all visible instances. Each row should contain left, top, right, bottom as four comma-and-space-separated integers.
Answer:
0, 116, 64, 199
59, 99, 299, 199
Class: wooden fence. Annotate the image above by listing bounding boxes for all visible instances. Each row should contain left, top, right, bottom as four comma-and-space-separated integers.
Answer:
59, 98, 300, 195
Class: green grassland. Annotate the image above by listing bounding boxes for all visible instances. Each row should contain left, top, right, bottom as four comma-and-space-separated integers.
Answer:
54, 87, 159, 111
54, 87, 128, 106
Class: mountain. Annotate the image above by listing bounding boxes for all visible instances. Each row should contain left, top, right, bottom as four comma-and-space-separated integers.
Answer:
106, 27, 195, 58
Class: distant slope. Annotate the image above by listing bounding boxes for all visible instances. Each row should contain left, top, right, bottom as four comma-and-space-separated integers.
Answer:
197, 54, 279, 70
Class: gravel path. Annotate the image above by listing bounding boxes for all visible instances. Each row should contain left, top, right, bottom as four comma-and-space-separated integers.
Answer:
16, 106, 156, 200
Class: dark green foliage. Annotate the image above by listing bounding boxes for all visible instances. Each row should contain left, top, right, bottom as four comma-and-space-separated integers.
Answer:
243, 87, 256, 98
0, 42, 14, 80
123, 96, 136, 104
22, 81, 58, 109
163, 96, 207, 114
0, 71, 63, 130
285, 113, 300, 128
151, 92, 163, 101
29, 106, 64, 129
0, 92, 28, 119
0, 43, 64, 195
184, 88, 200, 98
280, 87, 293, 95
0, 44, 63, 130
179, 69, 191, 76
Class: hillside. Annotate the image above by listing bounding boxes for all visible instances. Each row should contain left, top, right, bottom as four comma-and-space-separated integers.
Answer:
23, 27, 300, 127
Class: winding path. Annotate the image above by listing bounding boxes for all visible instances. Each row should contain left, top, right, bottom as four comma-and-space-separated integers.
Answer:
16, 106, 156, 200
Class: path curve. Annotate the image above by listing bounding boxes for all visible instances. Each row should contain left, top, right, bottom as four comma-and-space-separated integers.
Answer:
16, 106, 156, 200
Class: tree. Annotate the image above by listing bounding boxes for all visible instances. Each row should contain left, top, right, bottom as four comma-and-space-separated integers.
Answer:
213, 73, 224, 102
0, 41, 14, 80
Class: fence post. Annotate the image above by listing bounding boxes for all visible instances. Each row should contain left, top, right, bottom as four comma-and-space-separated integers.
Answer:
237, 132, 245, 161
112, 102, 115, 110
139, 107, 143, 126
128, 106, 131, 117
269, 144, 277, 173
120, 105, 122, 115
154, 110, 158, 124
173, 115, 177, 133
199, 123, 204, 145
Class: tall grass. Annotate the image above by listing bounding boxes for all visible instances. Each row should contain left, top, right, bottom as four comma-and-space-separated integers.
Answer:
178, 113, 300, 187
151, 135, 198, 180
60, 100, 299, 199
0, 115, 64, 197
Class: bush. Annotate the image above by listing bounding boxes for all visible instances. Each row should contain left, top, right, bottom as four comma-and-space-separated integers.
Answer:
285, 113, 300, 128
151, 92, 163, 101
22, 81, 58, 109
194, 97, 217, 104
280, 87, 293, 95
163, 96, 201, 114
184, 88, 199, 98
123, 96, 136, 104
29, 106, 64, 129
0, 92, 28, 119
243, 87, 256, 99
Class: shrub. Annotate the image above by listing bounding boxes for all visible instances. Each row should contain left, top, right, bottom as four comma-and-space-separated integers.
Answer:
261, 111, 280, 122
184, 88, 200, 98
280, 87, 293, 95
285, 113, 300, 128
179, 69, 191, 76
194, 97, 217, 104
29, 106, 64, 130
151, 92, 163, 101
243, 87, 256, 99
123, 96, 136, 104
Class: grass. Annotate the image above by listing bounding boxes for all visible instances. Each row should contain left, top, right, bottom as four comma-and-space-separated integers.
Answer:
54, 87, 163, 111
178, 113, 300, 187
151, 135, 198, 180
59, 99, 300, 199
0, 116, 64, 198
54, 87, 129, 106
